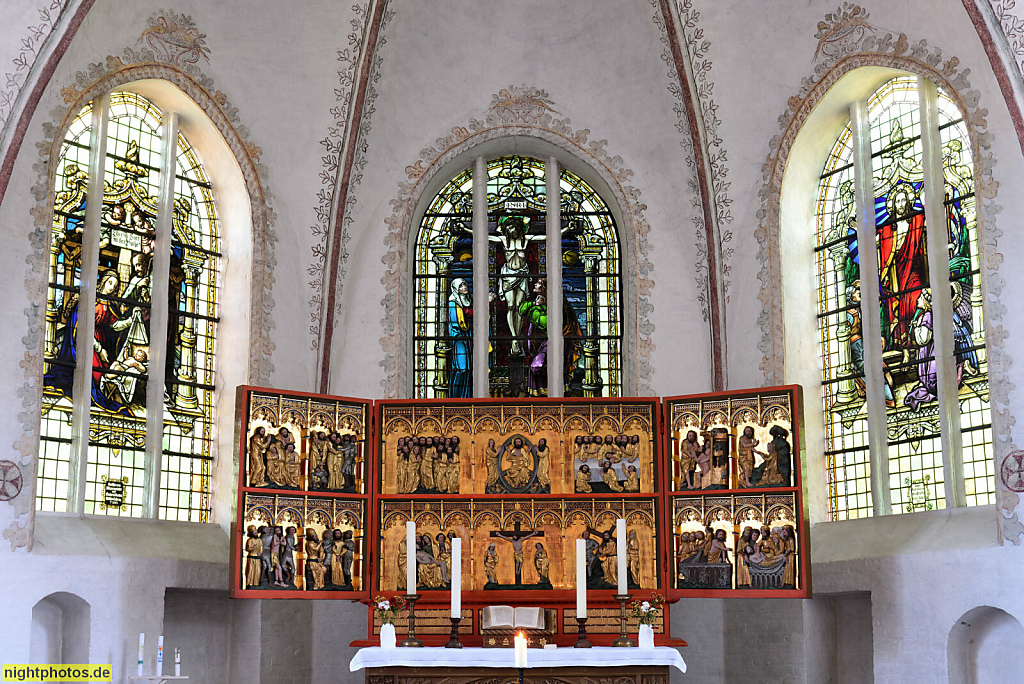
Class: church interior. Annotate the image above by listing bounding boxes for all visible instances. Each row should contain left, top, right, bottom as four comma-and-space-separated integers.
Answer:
2, 0, 1024, 682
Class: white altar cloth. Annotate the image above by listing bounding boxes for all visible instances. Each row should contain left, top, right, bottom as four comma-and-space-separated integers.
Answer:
350, 646, 686, 673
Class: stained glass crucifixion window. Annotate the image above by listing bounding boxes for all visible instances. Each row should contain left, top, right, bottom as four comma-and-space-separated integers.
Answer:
37, 91, 220, 521
815, 75, 992, 519
414, 156, 622, 398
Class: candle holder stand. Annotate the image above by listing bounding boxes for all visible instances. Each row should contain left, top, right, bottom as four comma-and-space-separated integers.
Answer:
573, 617, 592, 648
445, 617, 463, 648
400, 594, 424, 647
612, 594, 636, 647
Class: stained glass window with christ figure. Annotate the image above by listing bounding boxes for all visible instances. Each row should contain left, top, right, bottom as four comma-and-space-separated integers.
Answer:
413, 155, 621, 398
38, 91, 220, 521
816, 76, 992, 520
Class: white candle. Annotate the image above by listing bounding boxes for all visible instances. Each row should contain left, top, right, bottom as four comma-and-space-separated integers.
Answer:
157, 635, 163, 675
406, 521, 416, 593
137, 633, 144, 676
514, 633, 528, 668
174, 648, 181, 677
450, 537, 462, 618
616, 519, 627, 595
575, 539, 587, 619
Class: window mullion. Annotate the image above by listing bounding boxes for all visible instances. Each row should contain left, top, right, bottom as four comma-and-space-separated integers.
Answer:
546, 157, 563, 397
68, 94, 110, 514
472, 156, 488, 397
143, 112, 178, 519
918, 76, 966, 508
850, 99, 892, 516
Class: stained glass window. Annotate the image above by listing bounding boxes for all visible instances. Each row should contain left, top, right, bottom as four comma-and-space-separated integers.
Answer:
816, 76, 993, 519
413, 155, 621, 398
38, 91, 220, 522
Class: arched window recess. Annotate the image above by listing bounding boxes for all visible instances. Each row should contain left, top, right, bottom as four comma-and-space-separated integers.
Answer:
815, 75, 992, 519
38, 89, 221, 522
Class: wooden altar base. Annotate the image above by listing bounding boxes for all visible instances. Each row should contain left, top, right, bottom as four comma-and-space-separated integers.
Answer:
364, 666, 672, 684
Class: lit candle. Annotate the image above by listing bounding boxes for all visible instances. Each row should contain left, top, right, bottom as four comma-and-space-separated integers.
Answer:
137, 633, 144, 676
616, 518, 627, 595
157, 635, 163, 676
406, 521, 416, 593
514, 632, 528, 668
575, 539, 587, 619
450, 537, 462, 618
174, 648, 181, 677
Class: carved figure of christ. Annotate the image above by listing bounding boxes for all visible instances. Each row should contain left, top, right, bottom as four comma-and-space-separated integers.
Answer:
491, 520, 543, 585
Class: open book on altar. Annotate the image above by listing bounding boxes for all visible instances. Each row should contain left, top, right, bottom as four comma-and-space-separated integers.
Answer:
480, 606, 546, 631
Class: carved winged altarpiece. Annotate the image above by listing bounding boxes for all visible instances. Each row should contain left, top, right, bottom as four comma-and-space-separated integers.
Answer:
231, 386, 810, 647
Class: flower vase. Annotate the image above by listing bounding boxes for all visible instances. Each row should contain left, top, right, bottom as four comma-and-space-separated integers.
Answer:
638, 623, 655, 649
380, 622, 397, 649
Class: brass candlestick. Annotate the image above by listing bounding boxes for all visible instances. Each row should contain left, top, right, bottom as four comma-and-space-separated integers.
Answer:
445, 617, 463, 648
400, 594, 423, 647
612, 594, 636, 647
574, 616, 592, 648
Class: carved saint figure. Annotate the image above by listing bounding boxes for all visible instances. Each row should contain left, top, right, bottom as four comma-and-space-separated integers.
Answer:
534, 542, 550, 583
397, 538, 407, 590
327, 432, 346, 490
484, 543, 499, 584
283, 442, 302, 489
309, 431, 328, 471
600, 434, 621, 464
484, 438, 500, 491
602, 465, 624, 492
707, 529, 730, 564
679, 430, 699, 489
406, 446, 422, 492
575, 464, 592, 493
304, 530, 327, 590
420, 438, 436, 491
247, 427, 269, 487
282, 526, 297, 587
623, 464, 640, 492
535, 438, 551, 489
596, 531, 618, 588
244, 525, 263, 588
737, 426, 759, 488
625, 528, 641, 588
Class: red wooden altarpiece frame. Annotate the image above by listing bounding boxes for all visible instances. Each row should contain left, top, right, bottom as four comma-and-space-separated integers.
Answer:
230, 385, 810, 648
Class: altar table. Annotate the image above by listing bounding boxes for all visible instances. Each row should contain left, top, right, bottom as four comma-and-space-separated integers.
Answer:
351, 646, 686, 684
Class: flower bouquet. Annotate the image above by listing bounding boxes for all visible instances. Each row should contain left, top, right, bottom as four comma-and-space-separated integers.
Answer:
629, 594, 665, 649
373, 595, 407, 648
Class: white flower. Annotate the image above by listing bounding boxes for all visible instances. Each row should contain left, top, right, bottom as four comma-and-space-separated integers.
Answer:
378, 600, 390, 611
640, 601, 651, 612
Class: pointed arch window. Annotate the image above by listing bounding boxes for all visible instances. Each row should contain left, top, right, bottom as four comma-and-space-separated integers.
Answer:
816, 75, 992, 519
37, 91, 220, 521
413, 155, 622, 398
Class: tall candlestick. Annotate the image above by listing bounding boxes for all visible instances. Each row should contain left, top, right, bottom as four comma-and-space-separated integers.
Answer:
575, 539, 587, 618
174, 648, 180, 677
157, 635, 163, 676
450, 537, 462, 618
406, 521, 416, 594
514, 633, 528, 668
616, 518, 627, 595
137, 633, 144, 676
